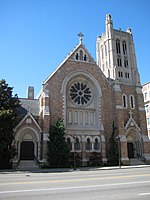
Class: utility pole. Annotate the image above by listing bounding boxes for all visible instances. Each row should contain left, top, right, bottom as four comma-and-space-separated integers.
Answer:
116, 135, 121, 168
73, 136, 77, 170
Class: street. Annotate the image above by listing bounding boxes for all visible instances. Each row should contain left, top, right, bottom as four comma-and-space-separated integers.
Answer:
0, 167, 150, 200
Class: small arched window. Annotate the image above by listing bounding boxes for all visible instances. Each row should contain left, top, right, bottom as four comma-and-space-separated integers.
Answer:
122, 94, 127, 108
101, 45, 104, 59
67, 138, 72, 151
94, 138, 100, 150
108, 69, 110, 78
79, 50, 83, 61
86, 138, 92, 151
130, 95, 135, 109
74, 137, 80, 151
118, 71, 123, 77
84, 54, 87, 61
117, 56, 122, 67
122, 40, 127, 55
124, 57, 128, 67
75, 53, 79, 60
116, 39, 121, 54
105, 45, 107, 57
75, 49, 88, 62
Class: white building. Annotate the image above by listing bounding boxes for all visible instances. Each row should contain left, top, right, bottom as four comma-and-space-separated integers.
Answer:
142, 82, 150, 139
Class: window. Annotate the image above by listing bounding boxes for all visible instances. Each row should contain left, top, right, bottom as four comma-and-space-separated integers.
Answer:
101, 45, 104, 59
145, 105, 150, 114
108, 69, 110, 78
70, 82, 92, 105
124, 58, 128, 67
75, 53, 79, 60
148, 106, 150, 113
116, 39, 121, 54
84, 54, 87, 61
94, 138, 100, 150
147, 118, 150, 125
86, 138, 92, 151
125, 72, 130, 78
130, 95, 135, 109
75, 49, 88, 62
79, 50, 83, 60
74, 137, 80, 151
105, 45, 107, 57
122, 94, 127, 108
122, 41, 127, 55
67, 138, 72, 151
117, 56, 122, 67
144, 92, 147, 101
118, 71, 123, 77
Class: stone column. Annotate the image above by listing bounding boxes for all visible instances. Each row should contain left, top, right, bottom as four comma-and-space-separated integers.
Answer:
101, 135, 107, 163
120, 135, 129, 165
142, 135, 150, 164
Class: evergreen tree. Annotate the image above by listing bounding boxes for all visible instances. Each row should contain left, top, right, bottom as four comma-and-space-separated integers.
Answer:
0, 79, 20, 168
47, 118, 70, 167
107, 122, 119, 166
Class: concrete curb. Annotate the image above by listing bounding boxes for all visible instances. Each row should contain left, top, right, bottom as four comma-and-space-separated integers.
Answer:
0, 164, 150, 174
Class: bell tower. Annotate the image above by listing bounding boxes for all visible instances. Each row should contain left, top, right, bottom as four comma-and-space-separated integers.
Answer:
96, 14, 141, 86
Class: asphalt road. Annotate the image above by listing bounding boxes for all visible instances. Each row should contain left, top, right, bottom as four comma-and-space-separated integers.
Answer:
0, 167, 150, 200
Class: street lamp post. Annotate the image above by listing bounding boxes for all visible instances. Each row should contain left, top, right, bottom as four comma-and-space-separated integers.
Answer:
116, 135, 121, 168
73, 136, 77, 170
73, 149, 76, 170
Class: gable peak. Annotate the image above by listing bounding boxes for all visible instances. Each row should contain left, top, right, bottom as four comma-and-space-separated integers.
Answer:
125, 110, 141, 132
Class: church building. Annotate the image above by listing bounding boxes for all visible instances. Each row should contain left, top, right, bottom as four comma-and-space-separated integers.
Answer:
12, 14, 150, 169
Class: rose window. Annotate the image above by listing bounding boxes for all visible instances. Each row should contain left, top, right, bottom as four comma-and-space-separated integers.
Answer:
70, 82, 92, 105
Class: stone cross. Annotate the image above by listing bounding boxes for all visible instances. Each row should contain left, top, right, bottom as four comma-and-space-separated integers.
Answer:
78, 32, 84, 43
129, 110, 133, 118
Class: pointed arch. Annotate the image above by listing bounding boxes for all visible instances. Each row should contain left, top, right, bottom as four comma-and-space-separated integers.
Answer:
14, 126, 41, 160
116, 39, 121, 54
125, 127, 143, 159
61, 70, 103, 130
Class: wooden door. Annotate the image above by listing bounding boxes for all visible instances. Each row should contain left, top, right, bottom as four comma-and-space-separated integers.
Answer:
20, 141, 34, 160
127, 142, 134, 158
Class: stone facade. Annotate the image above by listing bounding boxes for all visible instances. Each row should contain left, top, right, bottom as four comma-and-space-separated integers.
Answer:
12, 14, 150, 168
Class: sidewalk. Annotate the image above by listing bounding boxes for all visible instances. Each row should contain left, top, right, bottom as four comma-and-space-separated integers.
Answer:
0, 164, 150, 174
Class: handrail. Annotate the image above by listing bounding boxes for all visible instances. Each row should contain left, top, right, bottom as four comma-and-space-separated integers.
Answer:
16, 158, 20, 168
34, 155, 40, 166
139, 155, 146, 163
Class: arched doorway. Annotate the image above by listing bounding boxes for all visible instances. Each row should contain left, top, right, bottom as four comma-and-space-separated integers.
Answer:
126, 129, 142, 159
20, 133, 35, 160
13, 115, 42, 168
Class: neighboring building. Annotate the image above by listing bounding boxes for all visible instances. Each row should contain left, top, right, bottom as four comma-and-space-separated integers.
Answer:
142, 82, 150, 139
12, 14, 150, 169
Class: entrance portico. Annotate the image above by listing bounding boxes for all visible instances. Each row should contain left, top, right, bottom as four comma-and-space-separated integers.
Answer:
12, 112, 42, 169
126, 128, 143, 160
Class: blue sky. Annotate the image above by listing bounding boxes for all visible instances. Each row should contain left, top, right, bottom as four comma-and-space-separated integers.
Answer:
0, 0, 150, 97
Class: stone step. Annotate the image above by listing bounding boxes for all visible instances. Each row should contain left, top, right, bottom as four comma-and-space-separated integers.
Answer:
18, 160, 39, 170
129, 158, 145, 166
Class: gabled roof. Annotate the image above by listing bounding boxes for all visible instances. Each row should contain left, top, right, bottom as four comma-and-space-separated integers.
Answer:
125, 113, 141, 132
43, 42, 96, 84
14, 112, 42, 133
18, 98, 39, 116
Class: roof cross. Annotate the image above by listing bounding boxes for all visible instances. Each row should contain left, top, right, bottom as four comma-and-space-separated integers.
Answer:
78, 32, 84, 43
